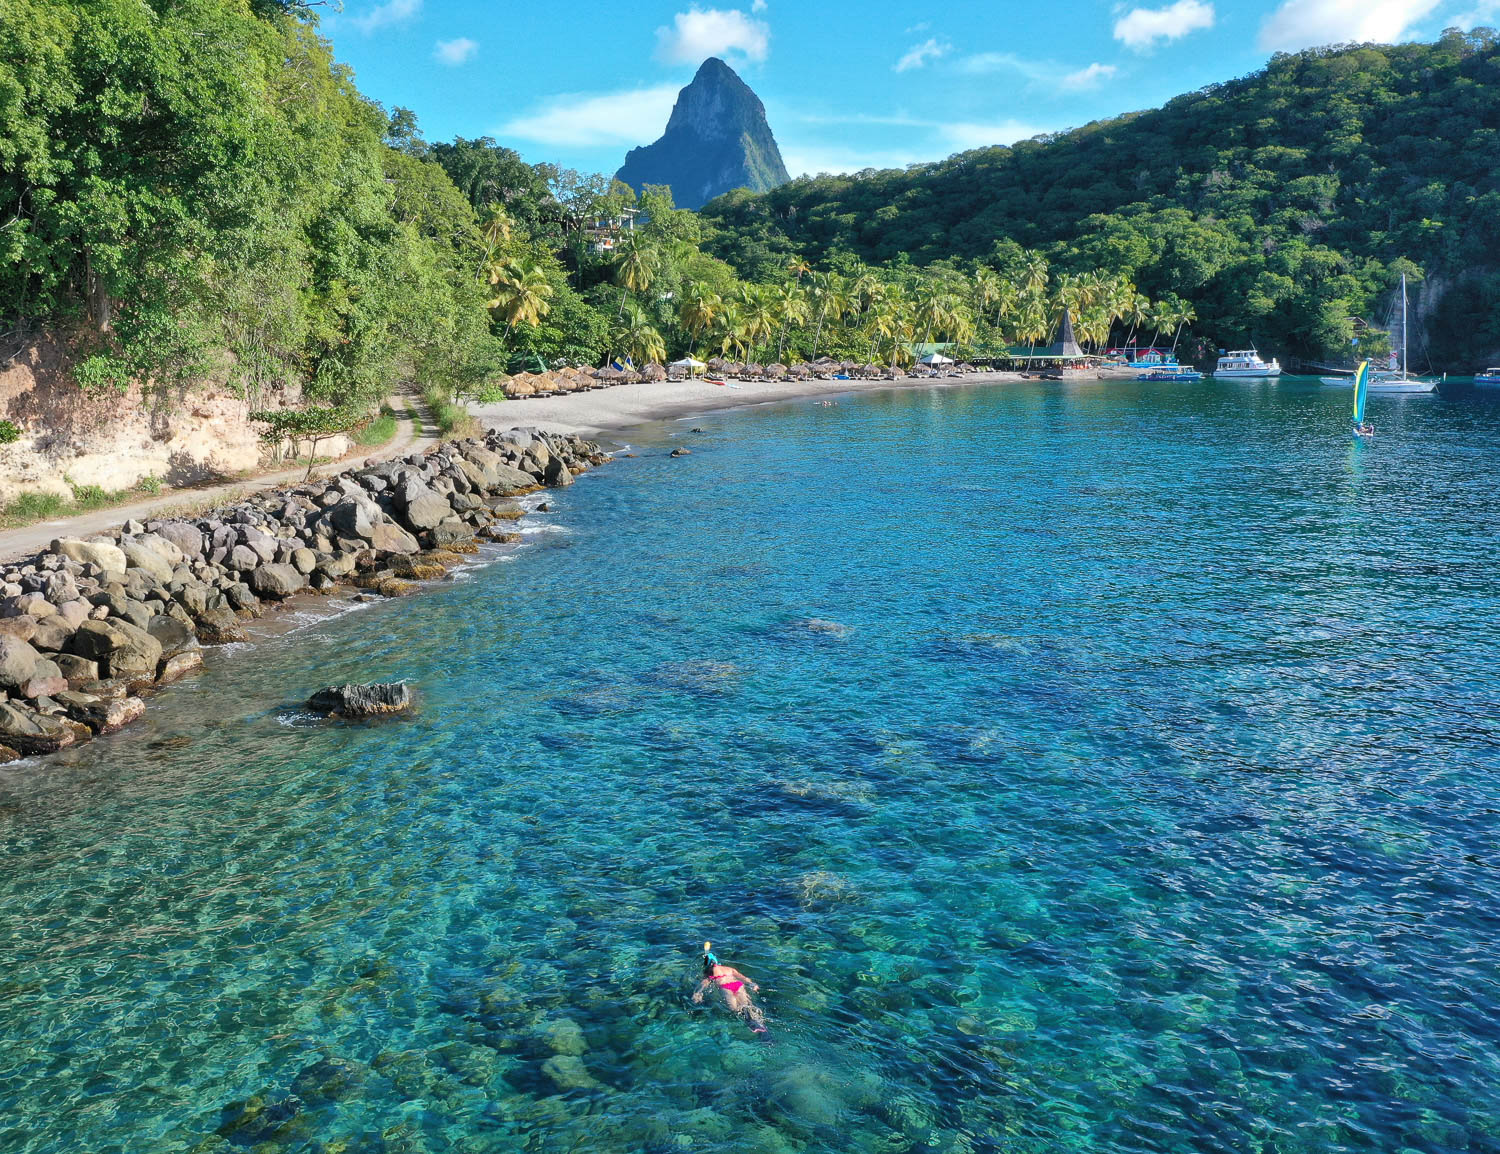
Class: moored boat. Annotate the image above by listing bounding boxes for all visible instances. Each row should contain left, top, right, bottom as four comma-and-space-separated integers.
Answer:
1475, 367, 1500, 386
1369, 274, 1439, 393
1214, 350, 1282, 378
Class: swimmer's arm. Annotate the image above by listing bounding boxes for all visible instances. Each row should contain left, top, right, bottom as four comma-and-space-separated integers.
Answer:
691, 978, 713, 1003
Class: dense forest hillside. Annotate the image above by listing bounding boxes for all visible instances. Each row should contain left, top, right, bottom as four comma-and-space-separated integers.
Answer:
702, 31, 1500, 366
0, 0, 496, 418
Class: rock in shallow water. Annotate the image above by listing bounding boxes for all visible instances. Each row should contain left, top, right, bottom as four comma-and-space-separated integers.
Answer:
306, 682, 412, 718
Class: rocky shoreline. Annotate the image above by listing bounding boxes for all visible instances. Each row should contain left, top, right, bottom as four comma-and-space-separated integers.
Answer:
0, 427, 606, 763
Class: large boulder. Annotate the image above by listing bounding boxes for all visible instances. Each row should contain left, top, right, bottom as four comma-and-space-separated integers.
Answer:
192, 607, 248, 645
367, 519, 421, 556
306, 682, 412, 718
134, 532, 185, 568
119, 540, 175, 584
27, 615, 75, 653
0, 701, 77, 754
53, 537, 127, 576
490, 463, 540, 494
0, 616, 38, 643
153, 521, 205, 560
394, 480, 454, 532
68, 619, 164, 680
0, 635, 44, 692
56, 691, 145, 735
249, 563, 306, 600
145, 614, 195, 657
330, 499, 376, 541
227, 544, 261, 571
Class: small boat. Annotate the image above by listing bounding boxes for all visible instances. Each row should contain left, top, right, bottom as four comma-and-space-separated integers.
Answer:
1137, 368, 1203, 382
1351, 361, 1374, 438
1215, 349, 1282, 378
1475, 368, 1500, 386
704, 376, 727, 386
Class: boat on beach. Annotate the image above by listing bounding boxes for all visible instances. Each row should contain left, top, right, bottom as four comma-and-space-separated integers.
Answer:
1214, 349, 1282, 378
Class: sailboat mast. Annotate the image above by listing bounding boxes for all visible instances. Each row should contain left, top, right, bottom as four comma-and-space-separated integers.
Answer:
1402, 273, 1408, 379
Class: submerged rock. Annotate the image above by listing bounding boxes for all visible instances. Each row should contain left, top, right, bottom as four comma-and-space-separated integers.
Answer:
307, 682, 413, 718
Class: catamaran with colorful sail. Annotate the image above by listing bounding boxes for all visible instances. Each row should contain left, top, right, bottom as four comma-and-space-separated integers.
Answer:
1352, 361, 1374, 438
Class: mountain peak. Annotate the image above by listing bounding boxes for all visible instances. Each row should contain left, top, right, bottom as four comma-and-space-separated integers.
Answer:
616, 58, 789, 211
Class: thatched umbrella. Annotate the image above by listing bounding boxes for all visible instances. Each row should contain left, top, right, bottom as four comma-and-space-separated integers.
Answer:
859, 363, 880, 377
706, 357, 727, 371
789, 364, 812, 378
767, 362, 788, 378
725, 362, 745, 377
621, 369, 642, 384
506, 378, 536, 398
745, 362, 765, 378
883, 366, 901, 379
642, 363, 667, 382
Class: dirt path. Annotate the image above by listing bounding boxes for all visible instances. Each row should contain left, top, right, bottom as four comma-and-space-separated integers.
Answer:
0, 395, 438, 563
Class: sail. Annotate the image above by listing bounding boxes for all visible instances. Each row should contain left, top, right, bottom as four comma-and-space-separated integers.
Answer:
1352, 360, 1370, 425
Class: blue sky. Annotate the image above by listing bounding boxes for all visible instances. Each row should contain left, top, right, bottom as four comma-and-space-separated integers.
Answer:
321, 0, 1499, 180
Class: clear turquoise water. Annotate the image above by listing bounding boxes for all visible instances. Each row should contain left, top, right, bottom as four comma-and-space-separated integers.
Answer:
3, 378, 1500, 1154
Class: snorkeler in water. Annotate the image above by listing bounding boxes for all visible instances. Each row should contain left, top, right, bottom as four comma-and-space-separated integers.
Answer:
691, 942, 768, 1033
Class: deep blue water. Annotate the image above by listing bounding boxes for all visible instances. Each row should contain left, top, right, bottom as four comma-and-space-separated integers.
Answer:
3, 378, 1500, 1154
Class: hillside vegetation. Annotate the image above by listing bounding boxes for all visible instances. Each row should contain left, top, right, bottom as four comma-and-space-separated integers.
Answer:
0, 0, 496, 416
701, 31, 1500, 366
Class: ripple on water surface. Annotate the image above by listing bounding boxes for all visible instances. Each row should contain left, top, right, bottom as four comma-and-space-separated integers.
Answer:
2, 379, 1500, 1153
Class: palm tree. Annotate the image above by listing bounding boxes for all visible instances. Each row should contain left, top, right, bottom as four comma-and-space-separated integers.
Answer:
786, 257, 811, 282
715, 302, 750, 359
679, 286, 722, 357
1020, 250, 1049, 297
615, 303, 666, 366
614, 236, 659, 319
486, 257, 553, 338
738, 285, 779, 361
772, 282, 810, 361
1169, 301, 1197, 352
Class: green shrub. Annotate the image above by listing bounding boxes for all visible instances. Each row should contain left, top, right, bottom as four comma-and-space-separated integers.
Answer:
0, 420, 19, 444
138, 475, 162, 496
3, 492, 67, 522
354, 405, 399, 447
423, 385, 479, 438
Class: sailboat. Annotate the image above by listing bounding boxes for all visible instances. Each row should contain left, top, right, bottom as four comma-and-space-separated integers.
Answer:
1351, 361, 1374, 438
1369, 274, 1439, 394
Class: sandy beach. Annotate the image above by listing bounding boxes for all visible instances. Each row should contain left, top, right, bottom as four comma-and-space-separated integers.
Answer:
469, 371, 1027, 440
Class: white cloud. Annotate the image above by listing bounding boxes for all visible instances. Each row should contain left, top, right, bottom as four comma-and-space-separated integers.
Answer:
895, 38, 950, 71
433, 37, 478, 65
655, 7, 770, 64
499, 85, 681, 148
752, 0, 767, 10
1060, 62, 1118, 89
958, 52, 1055, 80
1258, 0, 1439, 51
1113, 0, 1215, 49
351, 0, 420, 34
1452, 0, 1500, 26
